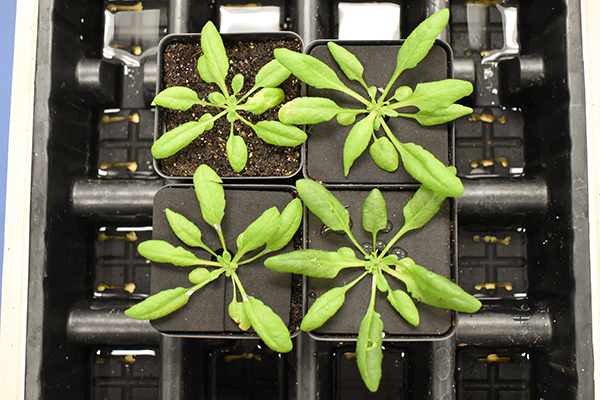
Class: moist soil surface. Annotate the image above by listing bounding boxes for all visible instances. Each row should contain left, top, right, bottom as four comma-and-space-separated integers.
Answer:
158, 36, 302, 177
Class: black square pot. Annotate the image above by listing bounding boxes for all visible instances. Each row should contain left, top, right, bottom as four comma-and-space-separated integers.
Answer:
304, 40, 453, 185
150, 185, 301, 337
154, 32, 304, 180
304, 187, 456, 337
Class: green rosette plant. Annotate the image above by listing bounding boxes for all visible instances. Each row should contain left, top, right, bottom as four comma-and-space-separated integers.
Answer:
264, 176, 481, 391
125, 165, 302, 353
274, 9, 471, 197
152, 21, 307, 173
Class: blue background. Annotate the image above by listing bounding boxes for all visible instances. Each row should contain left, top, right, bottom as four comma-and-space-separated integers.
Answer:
0, 1, 17, 316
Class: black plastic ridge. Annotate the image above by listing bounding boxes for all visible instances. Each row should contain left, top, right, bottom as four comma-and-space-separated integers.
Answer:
67, 303, 160, 345
70, 178, 548, 221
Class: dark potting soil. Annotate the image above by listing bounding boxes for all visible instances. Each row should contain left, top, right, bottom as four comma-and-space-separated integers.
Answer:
158, 37, 302, 177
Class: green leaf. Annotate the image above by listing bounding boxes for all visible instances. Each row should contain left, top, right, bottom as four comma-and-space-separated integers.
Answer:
400, 263, 482, 314
337, 112, 357, 126
367, 86, 378, 100
362, 188, 387, 236
390, 86, 413, 102
387, 289, 419, 326
125, 287, 190, 320
199, 21, 229, 90
274, 48, 352, 93
165, 208, 207, 248
138, 240, 205, 266
392, 140, 464, 197
400, 104, 473, 126
376, 273, 390, 292
265, 198, 303, 252
242, 88, 285, 114
397, 80, 473, 112
278, 97, 346, 125
370, 136, 399, 172
196, 55, 211, 83
327, 42, 367, 87
392, 9, 449, 81
226, 110, 236, 123
152, 115, 214, 159
401, 184, 445, 234
356, 308, 383, 392
232, 74, 244, 95
208, 91, 226, 105
229, 299, 252, 331
344, 113, 375, 176
296, 179, 350, 232
152, 87, 202, 110
188, 267, 210, 284
254, 59, 292, 88
264, 248, 363, 278
243, 296, 293, 353
399, 258, 463, 299
193, 165, 225, 229
253, 121, 307, 147
226, 133, 248, 173
236, 207, 280, 257
301, 286, 350, 331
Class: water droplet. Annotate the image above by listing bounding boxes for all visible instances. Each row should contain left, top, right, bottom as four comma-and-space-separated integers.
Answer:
390, 247, 408, 259
375, 240, 386, 251
361, 242, 374, 253
381, 221, 393, 233
309, 292, 316, 299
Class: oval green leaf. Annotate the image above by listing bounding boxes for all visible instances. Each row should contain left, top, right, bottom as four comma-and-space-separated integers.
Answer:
356, 308, 383, 392
152, 118, 213, 159
243, 88, 285, 114
243, 296, 293, 353
301, 286, 349, 331
393, 141, 464, 197
327, 42, 366, 87
231, 74, 244, 95
264, 248, 363, 278
208, 91, 226, 105
125, 287, 190, 320
188, 267, 210, 284
392, 9, 449, 80
370, 136, 399, 172
200, 21, 229, 89
226, 133, 247, 173
254, 59, 292, 88
165, 208, 206, 248
278, 97, 346, 125
405, 262, 463, 299
253, 121, 307, 147
344, 113, 375, 176
274, 48, 351, 93
236, 207, 280, 257
400, 104, 473, 126
337, 112, 357, 126
296, 179, 350, 232
193, 165, 225, 228
229, 299, 252, 331
397, 80, 473, 112
401, 184, 445, 234
391, 86, 413, 102
265, 198, 303, 252
362, 188, 387, 235
152, 87, 202, 110
138, 240, 205, 266
387, 289, 419, 326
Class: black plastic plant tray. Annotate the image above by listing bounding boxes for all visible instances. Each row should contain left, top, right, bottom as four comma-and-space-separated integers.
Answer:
25, 0, 592, 399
